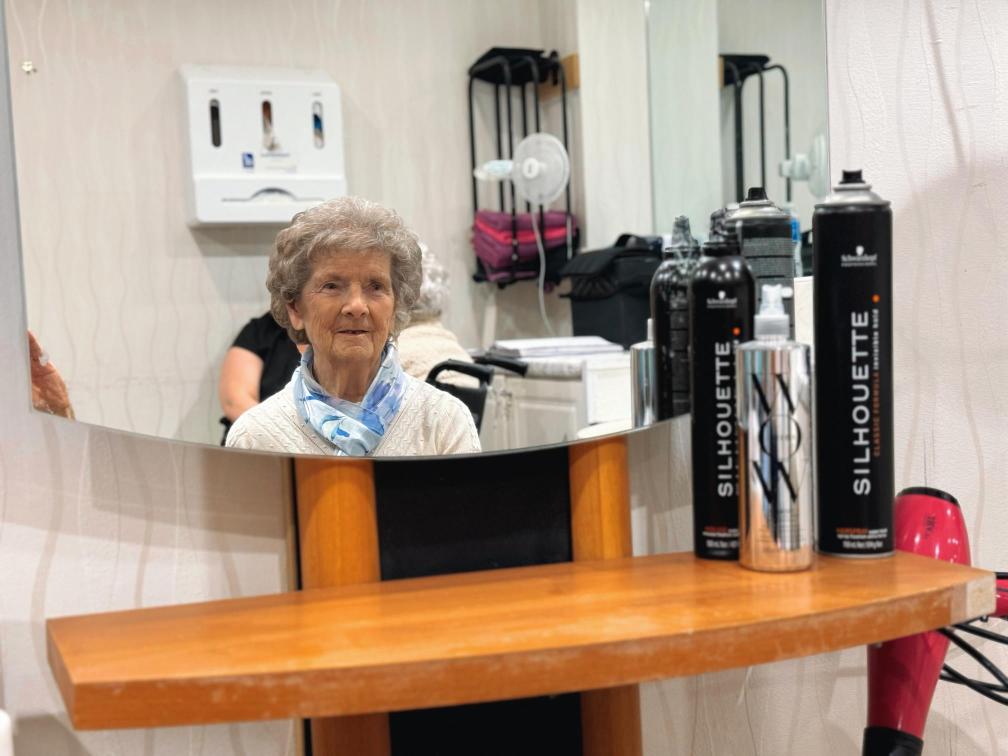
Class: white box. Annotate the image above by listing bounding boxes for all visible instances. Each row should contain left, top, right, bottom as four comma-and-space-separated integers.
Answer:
180, 65, 347, 225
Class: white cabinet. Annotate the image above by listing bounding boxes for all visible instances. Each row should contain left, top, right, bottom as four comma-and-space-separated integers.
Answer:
480, 354, 631, 452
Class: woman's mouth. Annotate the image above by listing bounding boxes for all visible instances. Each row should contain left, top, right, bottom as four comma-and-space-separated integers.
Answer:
338, 329, 368, 336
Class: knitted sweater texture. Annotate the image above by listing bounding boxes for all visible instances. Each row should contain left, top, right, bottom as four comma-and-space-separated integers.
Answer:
226, 374, 481, 457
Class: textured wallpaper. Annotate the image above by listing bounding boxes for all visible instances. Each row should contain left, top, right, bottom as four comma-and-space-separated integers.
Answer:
826, 0, 1008, 748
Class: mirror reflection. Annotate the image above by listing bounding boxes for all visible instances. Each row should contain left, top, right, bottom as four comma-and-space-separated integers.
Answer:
10, 0, 827, 457
647, 0, 828, 274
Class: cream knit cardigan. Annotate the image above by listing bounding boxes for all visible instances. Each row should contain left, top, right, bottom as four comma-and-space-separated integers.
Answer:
226, 374, 481, 457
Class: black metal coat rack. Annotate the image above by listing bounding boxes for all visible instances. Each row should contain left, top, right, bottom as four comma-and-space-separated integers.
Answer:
721, 53, 791, 204
467, 47, 576, 287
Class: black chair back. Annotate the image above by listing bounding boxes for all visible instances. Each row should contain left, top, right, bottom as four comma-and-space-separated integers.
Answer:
426, 360, 496, 431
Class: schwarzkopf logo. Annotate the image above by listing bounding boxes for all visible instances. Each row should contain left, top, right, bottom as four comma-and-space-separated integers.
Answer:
707, 289, 737, 308
841, 244, 878, 268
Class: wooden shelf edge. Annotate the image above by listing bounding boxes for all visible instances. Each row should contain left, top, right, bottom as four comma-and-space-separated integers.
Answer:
47, 555, 995, 730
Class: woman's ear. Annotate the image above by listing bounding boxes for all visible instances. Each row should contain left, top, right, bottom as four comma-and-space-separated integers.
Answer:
286, 300, 304, 332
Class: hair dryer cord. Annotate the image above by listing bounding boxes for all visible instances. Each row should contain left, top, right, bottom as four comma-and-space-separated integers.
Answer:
954, 619, 1008, 646
941, 665, 1008, 705
938, 623, 1008, 706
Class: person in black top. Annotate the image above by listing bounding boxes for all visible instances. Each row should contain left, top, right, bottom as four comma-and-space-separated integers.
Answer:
218, 312, 301, 444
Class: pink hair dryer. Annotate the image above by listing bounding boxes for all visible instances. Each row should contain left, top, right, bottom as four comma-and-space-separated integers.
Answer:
863, 487, 1007, 755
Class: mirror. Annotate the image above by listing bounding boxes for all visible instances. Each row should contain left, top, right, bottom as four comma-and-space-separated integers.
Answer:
646, 0, 828, 274
8, 0, 828, 457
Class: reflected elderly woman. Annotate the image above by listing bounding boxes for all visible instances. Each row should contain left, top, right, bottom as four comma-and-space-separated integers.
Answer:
226, 197, 480, 456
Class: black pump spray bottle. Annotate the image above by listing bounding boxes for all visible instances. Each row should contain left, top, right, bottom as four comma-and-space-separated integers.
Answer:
689, 213, 755, 559
651, 216, 701, 420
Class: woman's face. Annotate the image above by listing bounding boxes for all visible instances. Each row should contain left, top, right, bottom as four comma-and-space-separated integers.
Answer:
287, 248, 395, 370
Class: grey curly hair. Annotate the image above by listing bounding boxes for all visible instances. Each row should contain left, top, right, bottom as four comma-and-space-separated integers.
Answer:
267, 196, 423, 344
410, 244, 450, 322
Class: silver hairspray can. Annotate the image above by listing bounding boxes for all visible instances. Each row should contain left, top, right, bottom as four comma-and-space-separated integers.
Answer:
630, 319, 656, 427
736, 285, 814, 571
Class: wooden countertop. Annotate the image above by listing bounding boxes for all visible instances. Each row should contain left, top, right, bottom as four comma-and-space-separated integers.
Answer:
48, 551, 994, 730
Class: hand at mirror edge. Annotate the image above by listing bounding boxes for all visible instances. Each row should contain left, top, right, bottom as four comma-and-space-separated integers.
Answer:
27, 330, 75, 420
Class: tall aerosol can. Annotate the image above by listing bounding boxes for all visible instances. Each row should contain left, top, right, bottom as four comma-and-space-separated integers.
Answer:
730, 187, 796, 334
813, 170, 894, 557
689, 214, 755, 559
651, 215, 701, 419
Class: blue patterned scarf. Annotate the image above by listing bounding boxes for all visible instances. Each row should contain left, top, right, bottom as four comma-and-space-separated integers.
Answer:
292, 342, 408, 456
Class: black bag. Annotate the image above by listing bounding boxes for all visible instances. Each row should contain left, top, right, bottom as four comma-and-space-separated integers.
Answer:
558, 234, 663, 348
558, 234, 663, 299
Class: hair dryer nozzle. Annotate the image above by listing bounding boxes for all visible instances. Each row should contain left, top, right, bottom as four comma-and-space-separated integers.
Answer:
862, 726, 923, 756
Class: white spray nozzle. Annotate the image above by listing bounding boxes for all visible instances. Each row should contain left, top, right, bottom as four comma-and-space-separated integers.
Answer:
755, 284, 793, 339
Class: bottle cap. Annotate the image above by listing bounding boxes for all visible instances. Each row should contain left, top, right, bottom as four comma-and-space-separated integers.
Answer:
817, 168, 890, 208
732, 186, 788, 221
754, 284, 792, 339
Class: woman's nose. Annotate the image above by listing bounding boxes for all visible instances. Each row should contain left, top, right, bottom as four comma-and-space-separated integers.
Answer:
341, 284, 369, 317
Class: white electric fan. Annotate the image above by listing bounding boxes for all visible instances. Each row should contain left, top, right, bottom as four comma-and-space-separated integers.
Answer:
779, 129, 830, 199
474, 133, 572, 335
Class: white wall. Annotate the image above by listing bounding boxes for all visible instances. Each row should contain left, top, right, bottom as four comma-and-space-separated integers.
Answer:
646, 0, 723, 238
5, 0, 580, 445
575, 0, 653, 249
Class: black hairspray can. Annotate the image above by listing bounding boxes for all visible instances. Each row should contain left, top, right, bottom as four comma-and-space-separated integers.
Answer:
813, 170, 894, 557
689, 218, 755, 559
651, 215, 701, 419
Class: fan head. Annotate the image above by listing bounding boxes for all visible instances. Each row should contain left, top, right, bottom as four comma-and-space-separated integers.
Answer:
511, 133, 570, 205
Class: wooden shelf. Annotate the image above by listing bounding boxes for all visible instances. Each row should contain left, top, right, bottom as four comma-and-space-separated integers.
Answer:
48, 551, 994, 731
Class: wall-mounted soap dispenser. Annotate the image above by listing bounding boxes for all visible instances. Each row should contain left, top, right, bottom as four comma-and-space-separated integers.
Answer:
180, 65, 347, 225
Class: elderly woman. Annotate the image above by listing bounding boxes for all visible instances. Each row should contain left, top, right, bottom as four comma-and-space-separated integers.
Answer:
226, 197, 480, 456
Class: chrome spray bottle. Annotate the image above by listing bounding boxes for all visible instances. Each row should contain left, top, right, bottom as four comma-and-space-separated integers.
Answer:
736, 285, 813, 571
689, 217, 755, 559
813, 170, 894, 557
651, 216, 701, 419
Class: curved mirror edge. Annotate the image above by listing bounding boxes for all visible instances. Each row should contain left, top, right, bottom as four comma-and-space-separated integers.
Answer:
33, 407, 681, 463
